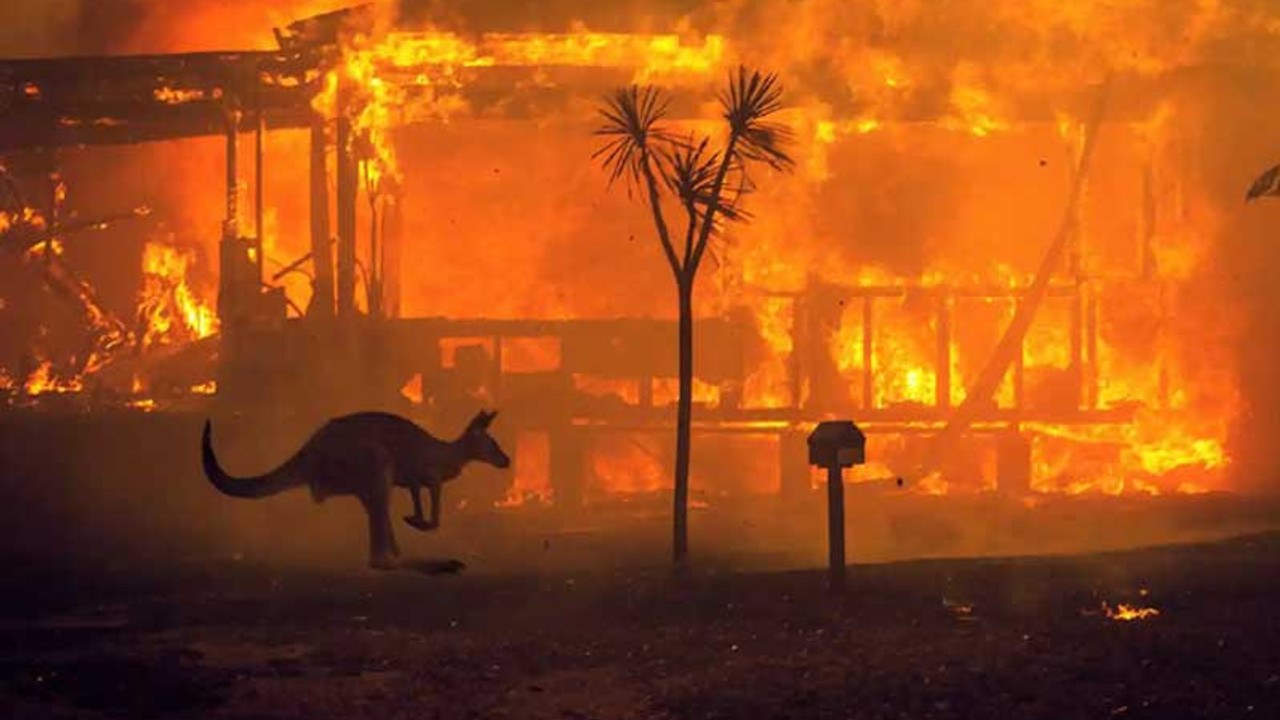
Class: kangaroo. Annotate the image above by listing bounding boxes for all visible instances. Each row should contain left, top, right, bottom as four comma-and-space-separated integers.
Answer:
201, 410, 511, 570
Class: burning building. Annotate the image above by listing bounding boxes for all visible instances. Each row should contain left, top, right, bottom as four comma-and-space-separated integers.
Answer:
0, 0, 1271, 518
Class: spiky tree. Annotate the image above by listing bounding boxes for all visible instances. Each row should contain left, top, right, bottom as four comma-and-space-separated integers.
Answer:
594, 67, 793, 567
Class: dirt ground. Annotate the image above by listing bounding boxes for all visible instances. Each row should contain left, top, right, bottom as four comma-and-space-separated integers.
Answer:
3, 531, 1279, 720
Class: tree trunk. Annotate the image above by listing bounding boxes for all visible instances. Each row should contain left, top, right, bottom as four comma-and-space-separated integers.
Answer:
673, 276, 694, 567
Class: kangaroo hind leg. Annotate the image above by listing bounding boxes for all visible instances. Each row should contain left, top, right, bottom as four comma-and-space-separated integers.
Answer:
363, 454, 400, 570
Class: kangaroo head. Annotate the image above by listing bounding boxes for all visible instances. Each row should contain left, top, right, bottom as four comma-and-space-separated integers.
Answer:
461, 409, 511, 469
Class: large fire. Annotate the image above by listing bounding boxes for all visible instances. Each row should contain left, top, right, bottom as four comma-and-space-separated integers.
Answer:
2, 0, 1267, 503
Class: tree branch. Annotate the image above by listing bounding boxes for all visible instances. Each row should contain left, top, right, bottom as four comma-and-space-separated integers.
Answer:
688, 132, 740, 277
639, 152, 682, 278
681, 199, 698, 277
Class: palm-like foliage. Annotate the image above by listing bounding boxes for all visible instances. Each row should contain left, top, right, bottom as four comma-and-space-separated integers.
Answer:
592, 67, 793, 568
665, 136, 751, 223
592, 85, 672, 192
720, 67, 796, 173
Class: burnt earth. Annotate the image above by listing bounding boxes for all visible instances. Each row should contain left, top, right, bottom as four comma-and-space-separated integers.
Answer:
2, 533, 1279, 720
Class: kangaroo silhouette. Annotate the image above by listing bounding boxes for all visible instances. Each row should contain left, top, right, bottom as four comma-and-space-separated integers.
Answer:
202, 410, 510, 569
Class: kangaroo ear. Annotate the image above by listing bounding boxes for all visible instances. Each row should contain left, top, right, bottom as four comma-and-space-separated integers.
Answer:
468, 409, 496, 432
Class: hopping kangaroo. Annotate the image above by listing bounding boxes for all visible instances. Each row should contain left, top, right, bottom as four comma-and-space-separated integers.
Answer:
201, 410, 510, 569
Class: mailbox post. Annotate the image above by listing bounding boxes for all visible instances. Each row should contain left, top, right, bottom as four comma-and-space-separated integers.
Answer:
807, 421, 866, 592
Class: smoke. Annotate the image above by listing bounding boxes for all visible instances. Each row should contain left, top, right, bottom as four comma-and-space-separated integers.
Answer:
0, 0, 80, 57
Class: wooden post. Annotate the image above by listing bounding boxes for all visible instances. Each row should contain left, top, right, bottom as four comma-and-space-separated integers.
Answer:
254, 109, 265, 286
335, 81, 357, 317
1141, 161, 1156, 280
827, 463, 846, 592
383, 193, 402, 318
786, 296, 803, 409
550, 425, 585, 508
1013, 301, 1025, 411
1085, 284, 1099, 409
861, 297, 874, 410
1070, 283, 1084, 409
309, 117, 334, 318
218, 111, 239, 324
936, 292, 951, 410
224, 113, 238, 233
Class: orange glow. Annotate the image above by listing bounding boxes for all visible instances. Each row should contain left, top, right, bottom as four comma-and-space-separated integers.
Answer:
24, 361, 83, 396
574, 375, 640, 406
127, 398, 158, 412
153, 87, 217, 105
1104, 602, 1161, 621
400, 374, 424, 404
496, 431, 553, 507
589, 435, 668, 498
651, 378, 721, 408
138, 241, 218, 349
500, 338, 562, 374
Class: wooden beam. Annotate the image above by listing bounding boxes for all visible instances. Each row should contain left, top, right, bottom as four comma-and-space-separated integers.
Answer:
861, 298, 874, 410
335, 80, 357, 317
936, 293, 951, 409
308, 116, 335, 318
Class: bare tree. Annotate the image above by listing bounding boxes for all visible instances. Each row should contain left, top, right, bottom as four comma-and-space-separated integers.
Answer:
594, 68, 793, 567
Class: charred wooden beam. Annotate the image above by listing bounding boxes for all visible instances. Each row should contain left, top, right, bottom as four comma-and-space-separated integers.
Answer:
335, 80, 358, 317
0, 50, 322, 150
861, 297, 874, 410
383, 195, 403, 318
308, 118, 335, 318
1014, 299, 1026, 411
1085, 283, 1099, 409
1070, 281, 1084, 409
1, 53, 1240, 152
936, 294, 951, 409
254, 109, 266, 286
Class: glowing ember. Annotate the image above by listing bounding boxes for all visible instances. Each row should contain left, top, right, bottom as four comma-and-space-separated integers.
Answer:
400, 374, 424, 404
152, 87, 218, 104
1103, 602, 1161, 622
24, 361, 83, 396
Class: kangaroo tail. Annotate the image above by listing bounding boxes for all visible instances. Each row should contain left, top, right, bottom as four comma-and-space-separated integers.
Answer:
202, 420, 305, 499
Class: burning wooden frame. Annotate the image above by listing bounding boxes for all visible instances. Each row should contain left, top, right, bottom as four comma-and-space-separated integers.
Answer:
0, 4, 1240, 504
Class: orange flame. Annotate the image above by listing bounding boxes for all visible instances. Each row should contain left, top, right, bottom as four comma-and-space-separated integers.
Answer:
1103, 602, 1161, 621
138, 241, 218, 349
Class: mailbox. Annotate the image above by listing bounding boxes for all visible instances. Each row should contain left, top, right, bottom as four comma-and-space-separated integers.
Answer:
807, 421, 866, 469
806, 419, 866, 593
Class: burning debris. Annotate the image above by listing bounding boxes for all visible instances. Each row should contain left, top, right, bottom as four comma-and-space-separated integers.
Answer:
1103, 602, 1162, 622
1, 164, 217, 408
